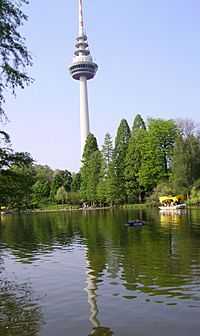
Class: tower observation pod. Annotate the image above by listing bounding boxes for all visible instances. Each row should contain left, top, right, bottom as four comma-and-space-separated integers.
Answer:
69, 0, 98, 158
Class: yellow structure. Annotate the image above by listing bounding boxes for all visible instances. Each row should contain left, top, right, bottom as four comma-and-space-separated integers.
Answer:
159, 195, 184, 205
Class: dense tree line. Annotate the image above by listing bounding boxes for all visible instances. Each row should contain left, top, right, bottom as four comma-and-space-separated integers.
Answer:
1, 115, 200, 210
79, 115, 200, 207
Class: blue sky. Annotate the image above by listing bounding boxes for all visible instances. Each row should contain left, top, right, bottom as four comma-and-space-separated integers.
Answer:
4, 0, 200, 172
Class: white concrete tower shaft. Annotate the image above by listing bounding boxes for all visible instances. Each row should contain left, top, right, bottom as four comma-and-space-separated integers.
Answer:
80, 75, 90, 155
69, 0, 98, 159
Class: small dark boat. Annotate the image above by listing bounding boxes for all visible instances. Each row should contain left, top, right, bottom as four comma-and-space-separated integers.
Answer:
125, 219, 146, 227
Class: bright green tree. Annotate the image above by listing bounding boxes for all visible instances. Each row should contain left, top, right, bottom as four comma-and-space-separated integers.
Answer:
80, 133, 98, 202
55, 186, 68, 204
138, 118, 180, 196
105, 161, 119, 206
81, 133, 98, 163
87, 150, 102, 206
132, 113, 146, 133
32, 180, 51, 207
171, 134, 200, 197
125, 115, 147, 203
50, 169, 72, 200
0, 147, 34, 210
31, 165, 53, 207
34, 165, 53, 183
71, 172, 81, 192
111, 119, 130, 203
101, 133, 113, 176
190, 179, 200, 205
97, 133, 113, 206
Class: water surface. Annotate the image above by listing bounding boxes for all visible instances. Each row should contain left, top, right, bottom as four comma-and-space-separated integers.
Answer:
1, 208, 200, 335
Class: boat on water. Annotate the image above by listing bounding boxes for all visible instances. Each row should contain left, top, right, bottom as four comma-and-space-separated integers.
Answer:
159, 195, 186, 211
159, 204, 186, 210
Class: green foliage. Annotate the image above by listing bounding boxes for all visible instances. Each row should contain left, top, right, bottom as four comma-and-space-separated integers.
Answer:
190, 179, 200, 205
112, 119, 130, 203
50, 169, 72, 200
32, 180, 51, 207
34, 165, 53, 183
96, 133, 113, 206
101, 132, 113, 176
2, 114, 200, 209
55, 186, 68, 204
80, 133, 99, 202
171, 133, 200, 196
31, 165, 53, 207
71, 172, 81, 192
0, 130, 34, 209
0, 157, 34, 209
138, 118, 180, 195
67, 191, 81, 205
125, 115, 147, 203
81, 133, 98, 163
0, 131, 33, 169
105, 161, 118, 206
0, 0, 32, 118
132, 114, 146, 133
147, 182, 173, 203
86, 150, 102, 205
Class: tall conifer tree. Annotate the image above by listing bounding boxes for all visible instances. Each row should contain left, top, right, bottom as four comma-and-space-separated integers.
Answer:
125, 115, 146, 203
97, 133, 113, 206
80, 133, 99, 202
110, 119, 130, 204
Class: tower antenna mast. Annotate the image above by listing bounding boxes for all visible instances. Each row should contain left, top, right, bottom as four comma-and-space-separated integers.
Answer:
69, 0, 98, 158
79, 0, 84, 36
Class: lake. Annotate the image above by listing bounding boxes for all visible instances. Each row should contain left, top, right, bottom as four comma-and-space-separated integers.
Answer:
1, 208, 200, 336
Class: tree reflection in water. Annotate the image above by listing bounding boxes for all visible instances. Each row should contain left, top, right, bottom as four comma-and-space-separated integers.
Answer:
0, 274, 43, 336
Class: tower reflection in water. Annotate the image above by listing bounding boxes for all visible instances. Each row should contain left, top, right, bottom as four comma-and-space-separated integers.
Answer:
85, 249, 113, 336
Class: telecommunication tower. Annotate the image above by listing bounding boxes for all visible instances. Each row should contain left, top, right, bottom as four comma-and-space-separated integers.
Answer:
69, 0, 98, 157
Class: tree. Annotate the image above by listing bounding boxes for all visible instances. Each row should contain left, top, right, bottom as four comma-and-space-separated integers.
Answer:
171, 134, 200, 197
32, 180, 51, 207
0, 130, 35, 209
147, 181, 173, 203
190, 179, 200, 205
111, 119, 130, 203
71, 172, 81, 192
0, 0, 32, 118
105, 161, 119, 206
97, 133, 113, 206
81, 133, 98, 163
55, 186, 68, 205
132, 114, 146, 133
138, 118, 180, 196
33, 165, 53, 183
31, 165, 53, 207
125, 115, 147, 203
101, 133, 113, 176
50, 169, 72, 200
86, 150, 102, 206
80, 133, 98, 202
